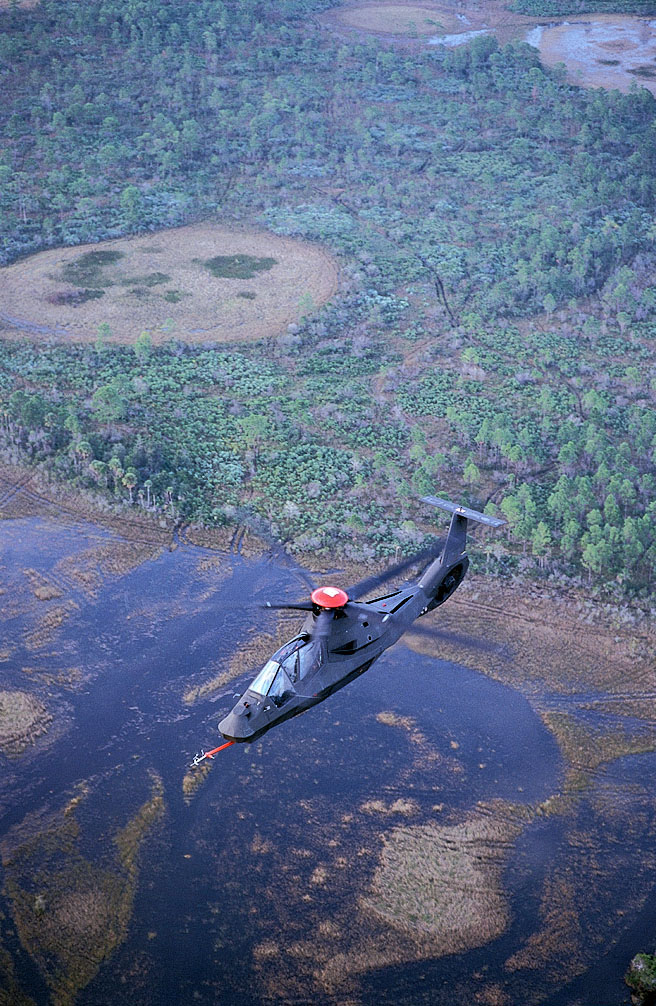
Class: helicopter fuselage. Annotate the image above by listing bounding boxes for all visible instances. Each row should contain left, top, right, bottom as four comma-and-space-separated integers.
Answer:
218, 553, 468, 743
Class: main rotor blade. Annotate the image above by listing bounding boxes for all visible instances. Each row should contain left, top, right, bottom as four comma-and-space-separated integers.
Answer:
235, 508, 317, 593
346, 540, 445, 601
260, 600, 313, 611
408, 620, 509, 657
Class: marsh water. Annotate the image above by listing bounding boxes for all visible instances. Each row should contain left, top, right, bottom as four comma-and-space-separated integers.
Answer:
430, 15, 656, 97
0, 515, 652, 1004
527, 17, 656, 95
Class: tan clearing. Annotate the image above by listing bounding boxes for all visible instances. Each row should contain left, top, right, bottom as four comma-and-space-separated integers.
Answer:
0, 224, 339, 346
332, 3, 461, 35
325, 0, 539, 45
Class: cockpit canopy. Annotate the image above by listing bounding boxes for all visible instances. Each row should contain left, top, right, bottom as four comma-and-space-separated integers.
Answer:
249, 636, 323, 705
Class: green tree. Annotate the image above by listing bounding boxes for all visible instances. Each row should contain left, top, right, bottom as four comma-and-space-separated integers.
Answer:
120, 185, 143, 227
134, 330, 152, 362
122, 467, 138, 503
531, 521, 552, 567
92, 383, 127, 422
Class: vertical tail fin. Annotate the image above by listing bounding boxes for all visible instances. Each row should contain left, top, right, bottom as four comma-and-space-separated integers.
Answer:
420, 496, 506, 566
417, 498, 506, 608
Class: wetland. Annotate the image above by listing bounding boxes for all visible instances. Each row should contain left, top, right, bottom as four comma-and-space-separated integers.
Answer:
329, 3, 656, 96
2, 1, 656, 1001
1, 475, 655, 1005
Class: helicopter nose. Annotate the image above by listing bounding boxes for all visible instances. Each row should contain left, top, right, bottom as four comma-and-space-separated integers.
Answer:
218, 706, 257, 742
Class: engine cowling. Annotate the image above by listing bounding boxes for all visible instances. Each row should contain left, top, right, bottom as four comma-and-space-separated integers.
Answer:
421, 558, 469, 614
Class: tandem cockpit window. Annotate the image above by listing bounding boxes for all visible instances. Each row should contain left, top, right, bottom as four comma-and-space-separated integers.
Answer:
249, 636, 323, 704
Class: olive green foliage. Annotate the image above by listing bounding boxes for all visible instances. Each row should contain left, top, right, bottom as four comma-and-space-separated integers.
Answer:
59, 250, 124, 287
1, 0, 656, 593
48, 288, 104, 305
204, 254, 277, 279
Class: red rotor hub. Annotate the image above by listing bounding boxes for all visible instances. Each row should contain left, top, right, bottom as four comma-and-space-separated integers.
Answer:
311, 586, 349, 608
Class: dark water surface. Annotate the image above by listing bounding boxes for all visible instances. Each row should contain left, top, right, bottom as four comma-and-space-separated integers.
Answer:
0, 516, 649, 1004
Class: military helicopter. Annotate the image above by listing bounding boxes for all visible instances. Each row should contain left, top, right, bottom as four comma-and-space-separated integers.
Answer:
192, 497, 505, 764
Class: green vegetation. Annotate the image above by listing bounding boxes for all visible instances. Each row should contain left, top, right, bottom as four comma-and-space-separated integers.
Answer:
59, 250, 124, 287
47, 287, 104, 305
514, 0, 656, 13
626, 951, 656, 1001
0, 690, 51, 754
1, 0, 655, 597
204, 254, 277, 279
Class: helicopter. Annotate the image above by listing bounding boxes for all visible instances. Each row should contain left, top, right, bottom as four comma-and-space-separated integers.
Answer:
193, 497, 505, 764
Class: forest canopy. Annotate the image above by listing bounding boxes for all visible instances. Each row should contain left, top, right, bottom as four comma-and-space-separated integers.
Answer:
1, 0, 655, 597
512, 0, 656, 14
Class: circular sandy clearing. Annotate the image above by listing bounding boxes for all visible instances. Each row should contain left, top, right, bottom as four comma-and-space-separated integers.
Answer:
0, 224, 339, 346
330, 3, 462, 36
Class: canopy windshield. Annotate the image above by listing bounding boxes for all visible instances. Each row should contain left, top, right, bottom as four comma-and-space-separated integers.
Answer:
250, 636, 322, 695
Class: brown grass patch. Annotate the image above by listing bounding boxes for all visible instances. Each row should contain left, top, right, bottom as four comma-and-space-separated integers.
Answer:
505, 875, 585, 979
2, 776, 164, 1004
540, 710, 656, 797
54, 541, 162, 598
363, 806, 524, 946
24, 601, 78, 651
253, 940, 280, 961
23, 568, 63, 602
405, 574, 656, 701
376, 709, 426, 744
22, 665, 81, 689
0, 224, 339, 346
360, 797, 420, 816
0, 690, 51, 754
331, 3, 460, 35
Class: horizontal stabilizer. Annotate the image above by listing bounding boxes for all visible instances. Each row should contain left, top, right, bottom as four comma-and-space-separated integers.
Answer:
420, 496, 507, 528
